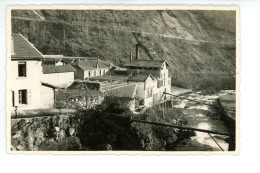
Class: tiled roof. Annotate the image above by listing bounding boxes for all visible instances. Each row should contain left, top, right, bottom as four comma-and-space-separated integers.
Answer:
42, 65, 76, 74
11, 33, 43, 59
71, 59, 115, 71
127, 74, 154, 82
124, 60, 169, 68
105, 83, 137, 98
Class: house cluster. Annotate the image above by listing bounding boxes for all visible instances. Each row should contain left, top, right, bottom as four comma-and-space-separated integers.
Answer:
10, 33, 171, 111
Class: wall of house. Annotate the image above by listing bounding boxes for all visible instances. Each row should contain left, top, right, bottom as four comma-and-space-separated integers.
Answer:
40, 85, 55, 108
128, 76, 155, 106
143, 77, 154, 106
126, 62, 171, 104
84, 68, 109, 79
42, 72, 74, 88
10, 60, 43, 110
73, 66, 84, 80
152, 62, 171, 101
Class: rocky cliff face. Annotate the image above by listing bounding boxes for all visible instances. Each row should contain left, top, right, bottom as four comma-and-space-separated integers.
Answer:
11, 10, 236, 88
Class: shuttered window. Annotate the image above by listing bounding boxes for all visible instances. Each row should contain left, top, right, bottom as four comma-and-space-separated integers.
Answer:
18, 90, 27, 104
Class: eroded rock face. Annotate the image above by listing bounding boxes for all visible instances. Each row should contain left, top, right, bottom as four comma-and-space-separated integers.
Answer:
11, 115, 82, 151
11, 111, 185, 151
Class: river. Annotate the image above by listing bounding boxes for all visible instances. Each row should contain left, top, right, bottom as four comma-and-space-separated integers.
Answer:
170, 87, 235, 151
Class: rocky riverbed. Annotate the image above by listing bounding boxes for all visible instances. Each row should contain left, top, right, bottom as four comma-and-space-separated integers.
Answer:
170, 90, 235, 151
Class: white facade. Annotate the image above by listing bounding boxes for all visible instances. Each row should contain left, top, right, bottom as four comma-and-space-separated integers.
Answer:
153, 62, 171, 102
10, 60, 54, 110
42, 72, 74, 88
128, 75, 154, 106
126, 61, 171, 106
84, 68, 109, 79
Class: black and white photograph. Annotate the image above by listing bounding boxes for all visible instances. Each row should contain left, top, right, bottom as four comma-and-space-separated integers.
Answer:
6, 6, 239, 154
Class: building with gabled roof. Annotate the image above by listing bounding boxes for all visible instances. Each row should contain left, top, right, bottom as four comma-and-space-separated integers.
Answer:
124, 59, 172, 105
10, 33, 55, 110
71, 59, 115, 80
127, 74, 155, 106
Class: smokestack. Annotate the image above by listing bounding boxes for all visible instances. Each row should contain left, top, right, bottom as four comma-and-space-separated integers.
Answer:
130, 52, 133, 62
96, 58, 99, 68
136, 43, 139, 60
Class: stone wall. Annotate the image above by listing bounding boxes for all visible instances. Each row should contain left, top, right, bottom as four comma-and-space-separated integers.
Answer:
11, 114, 82, 151
55, 88, 105, 110
11, 109, 182, 151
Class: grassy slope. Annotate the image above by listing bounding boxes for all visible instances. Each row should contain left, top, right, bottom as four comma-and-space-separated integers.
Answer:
11, 10, 236, 89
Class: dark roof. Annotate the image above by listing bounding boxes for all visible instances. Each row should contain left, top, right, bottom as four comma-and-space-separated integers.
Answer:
41, 82, 58, 89
127, 74, 154, 82
42, 65, 76, 74
90, 73, 130, 82
71, 59, 114, 70
11, 33, 43, 60
124, 60, 169, 68
105, 83, 137, 98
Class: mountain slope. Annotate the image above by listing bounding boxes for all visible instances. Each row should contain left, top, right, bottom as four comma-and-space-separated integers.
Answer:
11, 10, 236, 89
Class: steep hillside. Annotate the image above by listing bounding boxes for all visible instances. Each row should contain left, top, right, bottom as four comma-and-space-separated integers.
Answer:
11, 10, 236, 89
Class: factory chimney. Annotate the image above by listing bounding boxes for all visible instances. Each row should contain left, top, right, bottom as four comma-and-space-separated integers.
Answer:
130, 52, 133, 62
136, 43, 139, 60
96, 58, 99, 68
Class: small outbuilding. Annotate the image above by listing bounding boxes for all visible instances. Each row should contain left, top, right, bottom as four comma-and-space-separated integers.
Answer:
42, 64, 76, 88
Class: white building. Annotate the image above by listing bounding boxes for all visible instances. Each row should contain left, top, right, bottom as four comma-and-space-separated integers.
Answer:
127, 74, 155, 106
125, 60, 171, 105
10, 33, 55, 110
71, 59, 114, 80
42, 64, 76, 88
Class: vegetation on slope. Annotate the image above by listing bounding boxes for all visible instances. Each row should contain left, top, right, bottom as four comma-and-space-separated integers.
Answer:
11, 10, 236, 89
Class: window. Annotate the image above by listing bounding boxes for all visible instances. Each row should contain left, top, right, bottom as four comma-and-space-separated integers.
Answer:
164, 73, 165, 78
18, 90, 27, 104
88, 71, 91, 77
18, 62, 26, 77
104, 69, 106, 74
163, 80, 165, 86
100, 70, 102, 76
